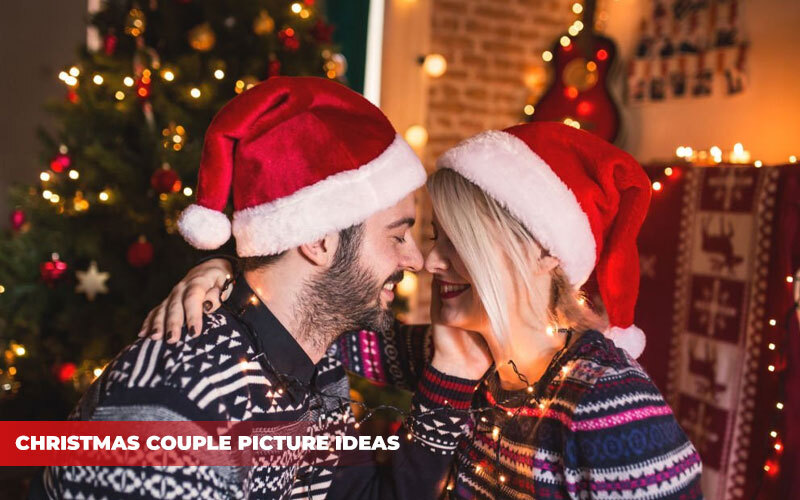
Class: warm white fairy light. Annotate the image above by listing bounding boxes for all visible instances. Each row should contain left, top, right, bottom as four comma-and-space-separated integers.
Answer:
560, 36, 571, 47
710, 146, 722, 163
115, 91, 125, 101
768, 343, 776, 350
123, 76, 134, 87
98, 191, 110, 202
422, 54, 448, 78
42, 190, 53, 200
162, 70, 175, 82
183, 187, 193, 197
93, 368, 103, 377
14, 345, 26, 356
69, 66, 80, 77
190, 87, 201, 98
790, 155, 797, 163
542, 50, 553, 62
653, 181, 663, 191
572, 2, 583, 14
771, 431, 778, 438
568, 25, 580, 36
492, 426, 500, 440
524, 104, 535, 116
63, 75, 78, 87
214, 69, 225, 80
291, 2, 303, 13
786, 276, 794, 283
768, 365, 775, 372
40, 172, 51, 182
50, 194, 60, 203
769, 319, 777, 326
754, 160, 763, 168
776, 402, 784, 410
93, 74, 104, 85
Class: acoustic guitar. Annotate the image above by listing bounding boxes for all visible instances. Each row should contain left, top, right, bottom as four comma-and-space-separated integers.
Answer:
529, 0, 621, 142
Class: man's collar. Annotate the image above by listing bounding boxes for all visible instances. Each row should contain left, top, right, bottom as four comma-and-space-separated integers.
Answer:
224, 275, 316, 387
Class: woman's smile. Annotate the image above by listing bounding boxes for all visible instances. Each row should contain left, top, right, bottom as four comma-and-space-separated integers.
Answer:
436, 279, 471, 299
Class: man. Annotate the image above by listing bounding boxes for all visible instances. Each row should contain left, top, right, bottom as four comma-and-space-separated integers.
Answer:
39, 77, 482, 499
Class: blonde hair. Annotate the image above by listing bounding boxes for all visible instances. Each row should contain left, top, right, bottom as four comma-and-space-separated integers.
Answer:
427, 168, 606, 354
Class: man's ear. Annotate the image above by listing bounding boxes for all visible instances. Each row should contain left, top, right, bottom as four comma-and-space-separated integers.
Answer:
537, 255, 560, 275
298, 232, 338, 267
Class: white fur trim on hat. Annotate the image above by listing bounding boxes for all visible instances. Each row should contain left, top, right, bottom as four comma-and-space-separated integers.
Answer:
436, 130, 596, 286
233, 134, 426, 257
178, 204, 232, 250
604, 324, 646, 359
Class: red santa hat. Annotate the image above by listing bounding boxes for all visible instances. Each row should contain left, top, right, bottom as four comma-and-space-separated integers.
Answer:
178, 77, 426, 257
436, 122, 651, 358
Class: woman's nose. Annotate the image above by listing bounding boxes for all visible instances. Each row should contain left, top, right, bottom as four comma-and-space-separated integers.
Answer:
424, 245, 448, 274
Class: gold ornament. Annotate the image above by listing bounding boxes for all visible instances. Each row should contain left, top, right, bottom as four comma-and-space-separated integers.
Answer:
125, 8, 146, 37
253, 10, 275, 35
188, 23, 216, 52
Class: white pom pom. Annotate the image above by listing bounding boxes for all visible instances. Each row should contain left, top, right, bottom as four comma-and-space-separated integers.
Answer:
178, 204, 231, 250
604, 324, 646, 359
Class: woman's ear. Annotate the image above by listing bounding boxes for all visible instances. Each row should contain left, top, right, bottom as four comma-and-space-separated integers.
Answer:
298, 232, 338, 267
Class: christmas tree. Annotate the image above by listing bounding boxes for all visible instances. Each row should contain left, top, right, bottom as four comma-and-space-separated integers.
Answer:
0, 0, 343, 419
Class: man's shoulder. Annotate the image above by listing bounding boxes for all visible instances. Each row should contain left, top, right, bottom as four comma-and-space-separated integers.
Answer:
89, 310, 258, 418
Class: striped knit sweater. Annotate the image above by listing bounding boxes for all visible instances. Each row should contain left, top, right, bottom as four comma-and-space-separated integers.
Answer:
343, 329, 704, 499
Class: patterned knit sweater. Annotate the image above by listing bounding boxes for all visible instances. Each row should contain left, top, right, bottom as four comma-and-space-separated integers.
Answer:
343, 329, 704, 499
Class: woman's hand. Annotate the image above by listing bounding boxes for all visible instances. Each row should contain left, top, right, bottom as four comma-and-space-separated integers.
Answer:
138, 258, 234, 343
429, 280, 493, 381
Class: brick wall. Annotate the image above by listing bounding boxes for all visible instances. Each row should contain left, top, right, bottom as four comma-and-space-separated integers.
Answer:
424, 0, 574, 167
405, 0, 574, 321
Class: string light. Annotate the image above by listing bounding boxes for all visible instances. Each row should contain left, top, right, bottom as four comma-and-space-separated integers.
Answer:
407, 433, 412, 440
786, 276, 794, 283
404, 125, 428, 149
422, 54, 448, 78
790, 155, 797, 163
249, 295, 259, 305
14, 345, 26, 356
769, 319, 777, 326
115, 91, 125, 101
93, 368, 103, 377
190, 87, 201, 98
710, 146, 722, 163
214, 69, 225, 80
40, 172, 51, 182
123, 77, 134, 87
776, 402, 784, 410
161, 69, 175, 82
183, 187, 193, 197
768, 365, 775, 372
98, 190, 110, 202
42, 190, 53, 200
492, 426, 500, 440
50, 194, 60, 204
568, 25, 580, 36
291, 2, 303, 14
664, 167, 674, 176
499, 474, 506, 483
768, 343, 776, 350
771, 431, 778, 438
775, 442, 783, 452
652, 181, 663, 191
524, 104, 535, 116
69, 66, 80, 77
560, 36, 571, 47
572, 2, 583, 14
0, 285, 5, 294
92, 74, 104, 85
542, 50, 553, 62
754, 160, 763, 168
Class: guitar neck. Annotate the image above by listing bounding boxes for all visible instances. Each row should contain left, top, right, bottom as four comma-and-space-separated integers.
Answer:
582, 0, 599, 32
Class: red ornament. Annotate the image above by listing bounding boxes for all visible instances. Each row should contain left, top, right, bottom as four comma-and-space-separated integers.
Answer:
40, 254, 68, 284
104, 32, 118, 56
150, 165, 182, 194
278, 28, 300, 52
56, 362, 77, 383
50, 153, 71, 173
10, 209, 25, 231
127, 236, 154, 268
311, 21, 334, 43
268, 59, 281, 77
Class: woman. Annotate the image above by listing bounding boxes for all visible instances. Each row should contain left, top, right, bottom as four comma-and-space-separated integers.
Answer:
144, 123, 702, 498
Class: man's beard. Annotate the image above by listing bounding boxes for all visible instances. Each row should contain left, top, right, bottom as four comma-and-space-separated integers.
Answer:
295, 232, 403, 354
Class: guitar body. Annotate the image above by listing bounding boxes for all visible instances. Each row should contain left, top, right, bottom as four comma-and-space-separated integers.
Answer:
530, 34, 622, 143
